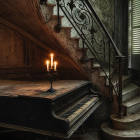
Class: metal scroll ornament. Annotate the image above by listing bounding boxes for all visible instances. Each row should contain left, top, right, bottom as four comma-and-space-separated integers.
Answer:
56, 0, 121, 96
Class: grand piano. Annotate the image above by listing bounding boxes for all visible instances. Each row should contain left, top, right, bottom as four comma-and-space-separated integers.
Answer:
0, 80, 101, 139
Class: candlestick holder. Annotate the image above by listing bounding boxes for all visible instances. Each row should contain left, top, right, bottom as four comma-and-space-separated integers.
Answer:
47, 67, 57, 93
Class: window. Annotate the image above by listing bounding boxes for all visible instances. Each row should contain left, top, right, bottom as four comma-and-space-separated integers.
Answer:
128, 0, 140, 68
131, 0, 140, 54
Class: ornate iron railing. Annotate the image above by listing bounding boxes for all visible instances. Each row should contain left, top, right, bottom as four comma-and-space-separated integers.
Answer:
50, 0, 125, 116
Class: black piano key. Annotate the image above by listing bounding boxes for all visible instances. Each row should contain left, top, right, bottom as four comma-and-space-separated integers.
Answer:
60, 114, 70, 118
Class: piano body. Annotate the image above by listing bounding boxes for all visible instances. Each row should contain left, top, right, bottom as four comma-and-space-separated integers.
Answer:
0, 80, 101, 138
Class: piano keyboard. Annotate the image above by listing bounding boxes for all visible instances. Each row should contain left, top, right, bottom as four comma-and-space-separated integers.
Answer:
57, 95, 99, 126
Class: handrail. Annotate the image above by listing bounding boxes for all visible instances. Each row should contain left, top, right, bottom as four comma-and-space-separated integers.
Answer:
54, 0, 125, 117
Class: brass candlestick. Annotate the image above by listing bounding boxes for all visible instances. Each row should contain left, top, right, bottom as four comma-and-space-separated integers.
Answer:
47, 67, 57, 93
46, 54, 57, 93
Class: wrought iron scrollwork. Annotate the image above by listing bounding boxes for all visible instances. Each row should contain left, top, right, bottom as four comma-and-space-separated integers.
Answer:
54, 0, 124, 116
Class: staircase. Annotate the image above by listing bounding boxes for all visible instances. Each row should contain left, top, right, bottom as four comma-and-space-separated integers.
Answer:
36, 0, 121, 111
102, 76, 140, 140
35, 0, 111, 101
34, 0, 140, 139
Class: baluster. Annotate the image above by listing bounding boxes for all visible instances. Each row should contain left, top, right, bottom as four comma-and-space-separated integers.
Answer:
82, 39, 85, 62
109, 42, 113, 101
80, 39, 87, 63
116, 56, 123, 118
55, 0, 61, 33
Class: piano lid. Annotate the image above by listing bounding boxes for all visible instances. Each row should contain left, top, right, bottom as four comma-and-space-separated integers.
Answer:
0, 80, 91, 101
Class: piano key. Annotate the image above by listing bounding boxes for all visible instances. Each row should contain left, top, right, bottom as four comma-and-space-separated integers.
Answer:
68, 97, 99, 126
57, 95, 99, 127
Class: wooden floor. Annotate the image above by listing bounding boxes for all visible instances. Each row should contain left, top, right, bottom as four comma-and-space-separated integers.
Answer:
0, 80, 90, 99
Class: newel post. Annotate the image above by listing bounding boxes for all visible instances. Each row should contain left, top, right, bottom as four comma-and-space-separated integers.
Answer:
116, 56, 125, 118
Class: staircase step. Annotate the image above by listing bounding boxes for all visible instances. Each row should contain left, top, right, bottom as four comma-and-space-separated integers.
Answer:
78, 47, 88, 51
61, 26, 73, 30
122, 83, 140, 102
70, 37, 81, 40
122, 75, 131, 88
89, 57, 95, 60
51, 15, 64, 19
111, 111, 140, 130
46, 3, 56, 7
93, 63, 101, 69
99, 69, 109, 77
123, 95, 140, 116
102, 122, 140, 140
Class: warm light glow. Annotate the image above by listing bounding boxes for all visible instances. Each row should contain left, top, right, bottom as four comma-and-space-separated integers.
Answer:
46, 60, 49, 71
50, 53, 53, 67
54, 61, 57, 71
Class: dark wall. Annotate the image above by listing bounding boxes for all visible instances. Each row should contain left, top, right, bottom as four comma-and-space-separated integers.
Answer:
122, 0, 128, 74
0, 24, 48, 69
115, 0, 128, 74
89, 0, 114, 38
0, 23, 48, 80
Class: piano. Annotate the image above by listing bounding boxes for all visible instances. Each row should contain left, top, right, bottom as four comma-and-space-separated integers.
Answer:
0, 80, 101, 139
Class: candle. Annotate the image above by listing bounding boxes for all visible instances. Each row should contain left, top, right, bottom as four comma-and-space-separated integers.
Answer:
54, 61, 57, 71
46, 60, 49, 71
51, 54, 53, 68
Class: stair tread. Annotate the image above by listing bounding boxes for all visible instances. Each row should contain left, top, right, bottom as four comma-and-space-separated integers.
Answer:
70, 37, 81, 40
123, 95, 140, 107
78, 47, 88, 50
46, 3, 56, 7
111, 110, 140, 123
52, 15, 64, 18
94, 64, 100, 67
94, 63, 101, 68
122, 83, 139, 95
61, 26, 73, 29
89, 57, 95, 60
102, 122, 140, 138
122, 75, 131, 81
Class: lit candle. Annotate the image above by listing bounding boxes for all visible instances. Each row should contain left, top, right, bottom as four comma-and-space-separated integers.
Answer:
54, 61, 57, 71
46, 60, 49, 71
51, 54, 53, 68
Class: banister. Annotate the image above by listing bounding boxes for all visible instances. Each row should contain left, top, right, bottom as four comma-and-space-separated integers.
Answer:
54, 0, 125, 117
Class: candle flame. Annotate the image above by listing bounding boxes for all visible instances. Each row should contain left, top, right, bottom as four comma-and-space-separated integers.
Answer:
46, 60, 49, 64
50, 54, 53, 57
